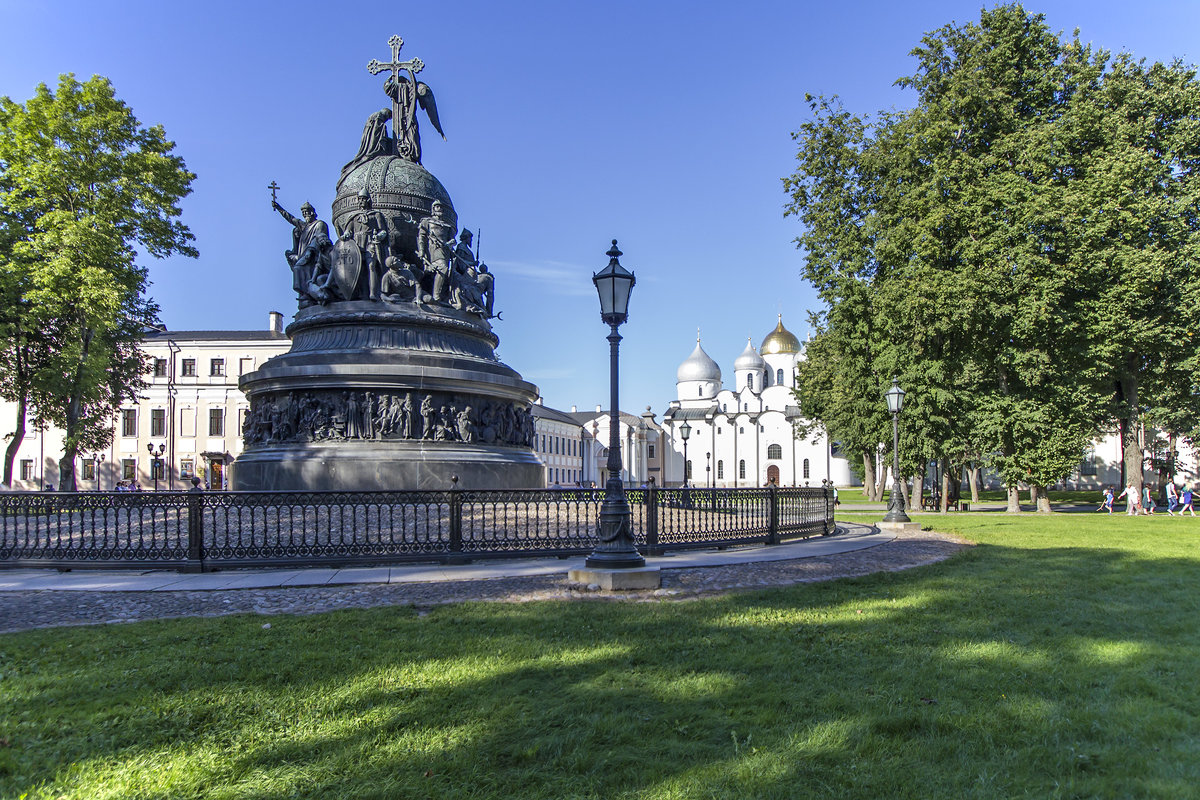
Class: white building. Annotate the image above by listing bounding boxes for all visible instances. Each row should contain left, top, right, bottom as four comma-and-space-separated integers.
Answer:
660, 316, 855, 488
2, 314, 290, 491
531, 401, 587, 486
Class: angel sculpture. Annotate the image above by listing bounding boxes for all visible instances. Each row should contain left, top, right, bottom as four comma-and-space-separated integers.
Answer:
383, 72, 444, 164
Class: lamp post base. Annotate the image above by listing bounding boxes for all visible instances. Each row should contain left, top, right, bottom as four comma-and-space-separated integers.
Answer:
569, 565, 661, 590
877, 520, 922, 534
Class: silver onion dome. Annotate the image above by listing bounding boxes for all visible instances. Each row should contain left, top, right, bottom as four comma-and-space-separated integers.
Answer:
734, 338, 767, 372
676, 339, 722, 384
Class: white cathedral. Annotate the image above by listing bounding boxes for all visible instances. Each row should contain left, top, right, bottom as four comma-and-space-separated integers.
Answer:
661, 316, 855, 488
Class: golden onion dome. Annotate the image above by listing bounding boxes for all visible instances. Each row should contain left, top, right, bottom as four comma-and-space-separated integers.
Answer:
760, 315, 801, 355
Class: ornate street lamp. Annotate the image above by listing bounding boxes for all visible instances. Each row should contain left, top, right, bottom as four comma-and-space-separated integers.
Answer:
679, 420, 692, 487
91, 452, 105, 492
586, 240, 644, 570
883, 377, 911, 523
706, 451, 711, 488
147, 442, 166, 492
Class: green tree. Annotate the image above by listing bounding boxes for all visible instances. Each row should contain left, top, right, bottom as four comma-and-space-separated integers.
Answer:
0, 74, 196, 490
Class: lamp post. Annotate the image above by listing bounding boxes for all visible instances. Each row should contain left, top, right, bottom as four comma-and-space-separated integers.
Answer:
883, 377, 910, 523
147, 442, 166, 492
586, 240, 644, 570
679, 420, 691, 488
706, 452, 711, 488
91, 453, 105, 492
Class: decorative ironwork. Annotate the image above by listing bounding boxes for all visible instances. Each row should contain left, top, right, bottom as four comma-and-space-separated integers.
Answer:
0, 485, 835, 572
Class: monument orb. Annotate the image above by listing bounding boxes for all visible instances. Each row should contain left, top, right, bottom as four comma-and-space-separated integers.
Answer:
233, 35, 543, 491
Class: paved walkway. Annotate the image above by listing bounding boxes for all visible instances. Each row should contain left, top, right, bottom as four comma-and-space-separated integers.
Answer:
0, 523, 976, 633
0, 522, 889, 593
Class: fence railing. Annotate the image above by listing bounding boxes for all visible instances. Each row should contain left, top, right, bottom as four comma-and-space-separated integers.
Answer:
0, 485, 836, 572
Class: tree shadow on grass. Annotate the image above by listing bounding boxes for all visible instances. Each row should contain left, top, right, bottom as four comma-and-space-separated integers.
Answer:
3, 542, 1200, 798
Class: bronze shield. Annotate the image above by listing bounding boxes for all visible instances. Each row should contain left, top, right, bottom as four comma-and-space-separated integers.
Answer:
332, 238, 363, 300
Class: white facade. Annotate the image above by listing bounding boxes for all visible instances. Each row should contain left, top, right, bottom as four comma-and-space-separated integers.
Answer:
531, 401, 587, 486
661, 317, 855, 488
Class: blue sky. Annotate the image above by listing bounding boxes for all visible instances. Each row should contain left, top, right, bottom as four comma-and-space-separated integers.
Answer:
2, 1, 1197, 416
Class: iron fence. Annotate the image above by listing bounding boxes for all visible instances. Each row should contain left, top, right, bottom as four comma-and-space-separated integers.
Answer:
0, 485, 835, 572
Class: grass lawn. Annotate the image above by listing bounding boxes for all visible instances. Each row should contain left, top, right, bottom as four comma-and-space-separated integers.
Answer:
3, 515, 1200, 798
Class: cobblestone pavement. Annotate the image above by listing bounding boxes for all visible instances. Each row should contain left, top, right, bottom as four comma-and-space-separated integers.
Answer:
0, 527, 969, 634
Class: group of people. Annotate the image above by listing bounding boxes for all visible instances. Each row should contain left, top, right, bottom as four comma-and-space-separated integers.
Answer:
1099, 482, 1197, 515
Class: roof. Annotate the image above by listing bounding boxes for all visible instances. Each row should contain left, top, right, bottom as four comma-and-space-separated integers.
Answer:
532, 404, 585, 427
567, 409, 648, 429
143, 331, 289, 342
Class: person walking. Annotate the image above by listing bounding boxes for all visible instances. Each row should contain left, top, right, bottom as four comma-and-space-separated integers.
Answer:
1097, 486, 1115, 514
1142, 484, 1156, 515
1117, 483, 1140, 515
1166, 481, 1179, 515
1181, 486, 1196, 517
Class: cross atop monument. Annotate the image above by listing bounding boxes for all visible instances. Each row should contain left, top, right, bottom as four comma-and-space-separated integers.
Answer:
367, 35, 425, 150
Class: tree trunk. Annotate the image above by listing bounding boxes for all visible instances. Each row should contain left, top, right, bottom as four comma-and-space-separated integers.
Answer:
2, 396, 28, 487
910, 472, 922, 511
861, 449, 878, 502
59, 326, 94, 492
1118, 372, 1144, 498
939, 465, 950, 513
1006, 486, 1022, 513
1033, 485, 1052, 513
966, 465, 981, 503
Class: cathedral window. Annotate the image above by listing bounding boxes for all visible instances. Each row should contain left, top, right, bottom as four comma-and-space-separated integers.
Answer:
698, 386, 703, 397
777, 368, 784, 384
717, 460, 724, 479
739, 460, 746, 479
803, 458, 811, 479
767, 444, 782, 460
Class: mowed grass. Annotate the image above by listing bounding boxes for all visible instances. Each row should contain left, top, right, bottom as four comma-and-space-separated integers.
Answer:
3, 515, 1200, 799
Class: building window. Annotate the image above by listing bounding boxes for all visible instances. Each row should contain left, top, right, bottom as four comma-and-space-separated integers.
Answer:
803, 458, 811, 479
739, 460, 746, 479
748, 375, 754, 391
777, 368, 784, 385
153, 358, 167, 377
180, 459, 194, 479
209, 408, 225, 436
767, 444, 782, 459
181, 358, 196, 377
686, 460, 692, 480
541, 435, 546, 451
739, 427, 744, 434
698, 386, 702, 397
210, 359, 225, 377
121, 409, 137, 437
20, 459, 33, 481
239, 357, 254, 375
1080, 448, 1097, 476
743, 403, 748, 411
82, 461, 96, 481
151, 408, 166, 437
122, 458, 136, 481
717, 460, 724, 479
648, 444, 655, 459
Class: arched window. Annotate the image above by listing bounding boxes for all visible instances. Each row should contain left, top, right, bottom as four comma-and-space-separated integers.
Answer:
767, 444, 782, 460
717, 460, 724, 479
686, 460, 692, 480
777, 368, 784, 385
748, 375, 754, 391
803, 458, 810, 479
698, 385, 703, 397
739, 460, 746, 479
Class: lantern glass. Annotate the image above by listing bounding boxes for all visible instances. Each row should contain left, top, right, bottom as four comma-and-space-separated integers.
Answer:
679, 421, 691, 441
884, 378, 906, 414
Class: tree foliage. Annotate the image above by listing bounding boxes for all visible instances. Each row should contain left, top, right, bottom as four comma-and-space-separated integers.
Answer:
0, 74, 196, 489
784, 4, 1200, 510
